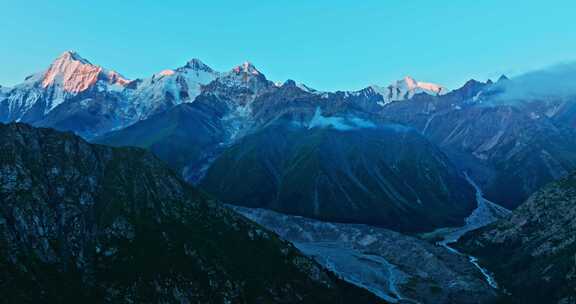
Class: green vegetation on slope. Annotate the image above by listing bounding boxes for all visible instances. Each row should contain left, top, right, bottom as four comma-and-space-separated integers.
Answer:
201, 123, 475, 232
0, 123, 384, 303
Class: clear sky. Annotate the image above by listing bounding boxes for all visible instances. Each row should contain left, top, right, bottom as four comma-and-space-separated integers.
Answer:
1, 0, 575, 91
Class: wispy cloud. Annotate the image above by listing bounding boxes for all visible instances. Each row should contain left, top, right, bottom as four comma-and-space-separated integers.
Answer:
490, 62, 576, 103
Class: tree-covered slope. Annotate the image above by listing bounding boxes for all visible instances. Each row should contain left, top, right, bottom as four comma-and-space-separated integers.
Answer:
456, 171, 576, 304
0, 123, 384, 303
201, 122, 475, 232
93, 95, 232, 181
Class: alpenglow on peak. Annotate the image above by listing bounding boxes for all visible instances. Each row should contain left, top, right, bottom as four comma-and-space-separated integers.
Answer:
370, 76, 448, 105
41, 51, 130, 94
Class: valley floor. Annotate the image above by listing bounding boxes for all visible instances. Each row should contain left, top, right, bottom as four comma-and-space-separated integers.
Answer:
231, 174, 510, 303
432, 174, 511, 290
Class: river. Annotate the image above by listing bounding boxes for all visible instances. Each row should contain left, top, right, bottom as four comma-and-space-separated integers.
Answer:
437, 172, 510, 289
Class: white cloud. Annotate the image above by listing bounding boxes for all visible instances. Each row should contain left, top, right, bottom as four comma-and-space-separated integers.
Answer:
489, 62, 576, 103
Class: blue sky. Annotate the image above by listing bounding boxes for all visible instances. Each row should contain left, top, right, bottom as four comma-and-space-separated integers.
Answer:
1, 0, 575, 91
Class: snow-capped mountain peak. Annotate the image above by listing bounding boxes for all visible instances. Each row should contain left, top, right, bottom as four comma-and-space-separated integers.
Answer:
59, 50, 91, 64
216, 61, 270, 91
232, 61, 262, 76
157, 69, 176, 77
126, 58, 219, 119
106, 70, 131, 86
402, 76, 419, 90
398, 76, 446, 95
370, 76, 448, 106
41, 51, 130, 94
153, 59, 215, 79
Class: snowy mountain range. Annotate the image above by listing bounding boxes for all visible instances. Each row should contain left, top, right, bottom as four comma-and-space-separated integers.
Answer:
3, 51, 576, 303
0, 51, 445, 138
370, 76, 448, 106
3, 50, 576, 218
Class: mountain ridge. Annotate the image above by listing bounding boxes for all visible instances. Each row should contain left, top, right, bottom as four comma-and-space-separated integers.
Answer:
0, 122, 384, 303
6, 51, 576, 217
0, 51, 450, 131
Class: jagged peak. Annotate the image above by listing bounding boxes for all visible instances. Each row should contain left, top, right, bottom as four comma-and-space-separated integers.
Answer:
42, 50, 129, 93
149, 58, 214, 79
56, 50, 92, 65
464, 78, 481, 84
183, 58, 214, 72
372, 76, 447, 94
107, 69, 130, 84
232, 61, 262, 76
396, 76, 446, 94
462, 79, 485, 87
497, 74, 509, 82
282, 79, 297, 87
448, 78, 489, 99
368, 76, 447, 106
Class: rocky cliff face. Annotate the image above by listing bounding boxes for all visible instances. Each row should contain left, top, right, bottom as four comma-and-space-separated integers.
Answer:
0, 123, 384, 303
456, 172, 576, 304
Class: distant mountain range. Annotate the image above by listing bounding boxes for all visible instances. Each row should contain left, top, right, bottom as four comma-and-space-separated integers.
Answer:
0, 51, 446, 139
3, 51, 576, 303
3, 51, 576, 231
